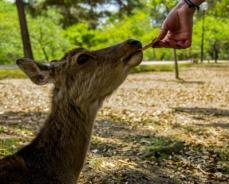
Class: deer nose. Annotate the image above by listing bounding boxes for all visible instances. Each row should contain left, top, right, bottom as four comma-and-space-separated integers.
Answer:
127, 39, 142, 49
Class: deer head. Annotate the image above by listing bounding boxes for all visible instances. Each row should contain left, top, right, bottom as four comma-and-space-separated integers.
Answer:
17, 39, 143, 108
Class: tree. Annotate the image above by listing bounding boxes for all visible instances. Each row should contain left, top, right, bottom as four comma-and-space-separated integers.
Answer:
174, 49, 179, 79
196, 16, 229, 62
27, 0, 143, 28
0, 1, 23, 64
16, 0, 33, 59
148, 0, 178, 26
29, 8, 70, 61
208, 0, 229, 18
200, 8, 206, 63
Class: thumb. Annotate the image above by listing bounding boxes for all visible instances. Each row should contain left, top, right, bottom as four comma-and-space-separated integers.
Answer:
152, 28, 168, 48
156, 28, 168, 41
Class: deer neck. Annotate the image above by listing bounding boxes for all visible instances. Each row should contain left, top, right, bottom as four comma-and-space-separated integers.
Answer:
18, 90, 103, 183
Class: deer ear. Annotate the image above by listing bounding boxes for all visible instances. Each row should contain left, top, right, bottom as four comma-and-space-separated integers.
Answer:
16, 58, 53, 85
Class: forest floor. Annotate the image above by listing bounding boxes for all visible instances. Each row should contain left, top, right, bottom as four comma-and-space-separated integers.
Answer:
0, 64, 229, 184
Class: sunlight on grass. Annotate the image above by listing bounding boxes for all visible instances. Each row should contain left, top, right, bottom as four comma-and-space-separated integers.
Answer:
0, 138, 20, 156
92, 136, 123, 145
132, 63, 193, 73
0, 69, 26, 80
89, 156, 138, 172
0, 124, 34, 138
0, 124, 33, 157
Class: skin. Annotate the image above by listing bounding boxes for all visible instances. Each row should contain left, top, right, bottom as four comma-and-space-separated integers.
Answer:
153, 0, 206, 49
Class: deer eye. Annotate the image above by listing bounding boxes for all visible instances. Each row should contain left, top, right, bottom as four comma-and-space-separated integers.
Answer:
77, 54, 92, 65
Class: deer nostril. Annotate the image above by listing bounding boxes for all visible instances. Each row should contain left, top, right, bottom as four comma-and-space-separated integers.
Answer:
127, 39, 142, 49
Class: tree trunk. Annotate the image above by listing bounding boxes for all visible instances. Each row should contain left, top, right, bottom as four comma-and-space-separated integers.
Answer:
200, 10, 206, 63
16, 0, 33, 59
213, 42, 219, 63
174, 49, 179, 79
214, 49, 218, 63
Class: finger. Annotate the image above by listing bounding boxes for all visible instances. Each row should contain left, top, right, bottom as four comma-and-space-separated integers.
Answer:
154, 38, 187, 49
156, 29, 168, 42
161, 39, 190, 49
157, 41, 182, 49
152, 40, 161, 48
152, 40, 168, 48
166, 39, 177, 48
156, 39, 177, 48
176, 39, 191, 49
184, 39, 191, 48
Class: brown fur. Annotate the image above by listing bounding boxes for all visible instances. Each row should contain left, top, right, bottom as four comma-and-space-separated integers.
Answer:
0, 39, 143, 184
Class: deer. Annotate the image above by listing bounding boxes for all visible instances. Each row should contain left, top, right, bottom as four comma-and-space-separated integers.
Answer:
0, 39, 143, 184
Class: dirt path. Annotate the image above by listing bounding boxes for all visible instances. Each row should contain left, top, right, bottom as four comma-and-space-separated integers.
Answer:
0, 65, 229, 183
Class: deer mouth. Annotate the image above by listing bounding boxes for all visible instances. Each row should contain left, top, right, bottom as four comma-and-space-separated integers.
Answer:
123, 50, 143, 67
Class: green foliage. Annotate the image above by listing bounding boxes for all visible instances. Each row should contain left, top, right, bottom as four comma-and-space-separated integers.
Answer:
64, 22, 97, 48
0, 69, 26, 80
28, 0, 144, 27
148, 0, 179, 24
0, 0, 229, 64
0, 2, 70, 63
94, 11, 154, 47
208, 0, 229, 17
193, 16, 229, 60
28, 9, 71, 61
0, 1, 23, 64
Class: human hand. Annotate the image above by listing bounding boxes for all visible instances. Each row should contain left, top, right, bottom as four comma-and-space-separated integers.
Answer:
153, 1, 196, 49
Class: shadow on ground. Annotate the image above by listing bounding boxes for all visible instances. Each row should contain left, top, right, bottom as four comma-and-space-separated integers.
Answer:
0, 111, 228, 183
174, 107, 229, 117
153, 78, 205, 85
196, 122, 229, 129
90, 119, 228, 184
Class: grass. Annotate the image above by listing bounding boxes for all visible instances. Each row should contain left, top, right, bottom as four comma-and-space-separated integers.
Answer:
0, 124, 33, 156
132, 63, 193, 73
0, 63, 192, 80
132, 61, 229, 73
193, 63, 229, 69
0, 62, 227, 80
0, 69, 26, 80
0, 138, 20, 156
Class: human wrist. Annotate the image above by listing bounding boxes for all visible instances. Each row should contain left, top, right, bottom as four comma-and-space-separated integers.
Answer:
177, 0, 196, 14
192, 0, 205, 5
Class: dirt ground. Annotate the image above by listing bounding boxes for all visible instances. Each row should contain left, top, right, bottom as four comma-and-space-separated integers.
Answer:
0, 64, 229, 184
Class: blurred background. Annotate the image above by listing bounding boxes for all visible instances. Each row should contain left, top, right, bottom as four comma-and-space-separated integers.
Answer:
1, 0, 229, 64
